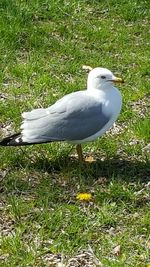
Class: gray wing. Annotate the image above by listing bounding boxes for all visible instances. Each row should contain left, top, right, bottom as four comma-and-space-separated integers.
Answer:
21, 91, 110, 143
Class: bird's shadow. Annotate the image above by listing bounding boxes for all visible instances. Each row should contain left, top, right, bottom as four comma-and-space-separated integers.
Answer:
1, 152, 149, 201
27, 154, 149, 184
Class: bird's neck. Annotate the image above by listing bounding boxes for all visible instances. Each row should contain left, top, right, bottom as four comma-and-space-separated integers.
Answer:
87, 79, 112, 91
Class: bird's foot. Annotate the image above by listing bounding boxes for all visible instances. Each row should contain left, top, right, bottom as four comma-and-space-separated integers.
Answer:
84, 155, 96, 163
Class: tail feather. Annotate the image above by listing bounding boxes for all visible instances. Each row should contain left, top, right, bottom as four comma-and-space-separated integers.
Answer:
0, 133, 53, 146
0, 133, 27, 146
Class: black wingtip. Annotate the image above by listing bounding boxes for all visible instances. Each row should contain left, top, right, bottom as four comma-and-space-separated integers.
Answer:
0, 132, 57, 147
0, 133, 23, 146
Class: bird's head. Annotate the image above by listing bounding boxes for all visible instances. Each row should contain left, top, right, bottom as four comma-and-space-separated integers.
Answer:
87, 67, 124, 90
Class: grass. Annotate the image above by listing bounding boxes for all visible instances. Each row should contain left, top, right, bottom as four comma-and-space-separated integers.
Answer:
0, 0, 150, 266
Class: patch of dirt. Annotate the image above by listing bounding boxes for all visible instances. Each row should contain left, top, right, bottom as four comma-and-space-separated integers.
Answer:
0, 168, 11, 182
39, 248, 104, 267
106, 122, 128, 136
0, 202, 15, 238
0, 122, 15, 138
129, 94, 149, 118
66, 248, 103, 267
0, 92, 9, 101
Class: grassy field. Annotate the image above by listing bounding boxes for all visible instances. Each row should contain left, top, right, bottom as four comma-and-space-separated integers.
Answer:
0, 0, 150, 266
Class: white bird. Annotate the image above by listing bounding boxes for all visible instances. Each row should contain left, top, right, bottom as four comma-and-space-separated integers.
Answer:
0, 67, 124, 161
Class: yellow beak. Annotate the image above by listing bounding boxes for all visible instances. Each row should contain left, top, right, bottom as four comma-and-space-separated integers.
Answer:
113, 77, 124, 83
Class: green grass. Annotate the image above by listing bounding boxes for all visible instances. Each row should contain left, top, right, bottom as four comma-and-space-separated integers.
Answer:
0, 0, 150, 266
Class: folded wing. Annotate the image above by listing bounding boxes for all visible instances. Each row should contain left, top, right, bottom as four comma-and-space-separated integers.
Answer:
21, 91, 110, 143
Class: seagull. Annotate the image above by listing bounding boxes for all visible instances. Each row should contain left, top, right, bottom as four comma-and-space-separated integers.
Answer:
0, 67, 124, 161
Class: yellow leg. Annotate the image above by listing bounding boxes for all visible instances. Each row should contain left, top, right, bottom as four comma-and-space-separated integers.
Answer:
76, 144, 84, 161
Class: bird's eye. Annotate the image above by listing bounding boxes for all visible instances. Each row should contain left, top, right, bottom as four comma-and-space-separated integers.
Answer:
101, 76, 106, 79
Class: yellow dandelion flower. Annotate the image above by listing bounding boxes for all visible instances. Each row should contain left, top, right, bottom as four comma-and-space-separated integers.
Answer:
76, 193, 92, 201
147, 264, 150, 267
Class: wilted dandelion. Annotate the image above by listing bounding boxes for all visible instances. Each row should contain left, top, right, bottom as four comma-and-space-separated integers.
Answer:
76, 193, 92, 201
